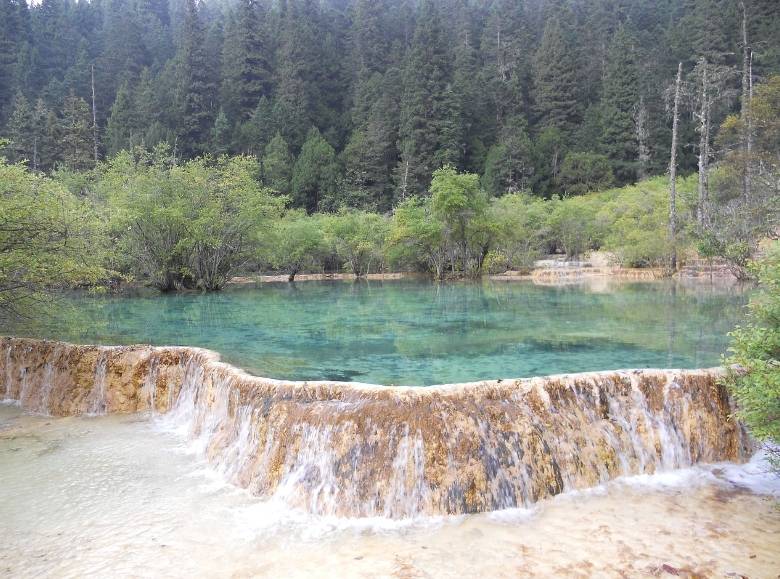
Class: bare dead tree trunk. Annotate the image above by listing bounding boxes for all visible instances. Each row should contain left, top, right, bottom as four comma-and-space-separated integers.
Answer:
669, 62, 682, 271
400, 157, 409, 201
697, 59, 710, 231
634, 96, 650, 181
91, 64, 99, 165
740, 1, 752, 201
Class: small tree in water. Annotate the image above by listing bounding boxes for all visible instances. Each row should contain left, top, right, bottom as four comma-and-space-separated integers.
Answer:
724, 242, 780, 473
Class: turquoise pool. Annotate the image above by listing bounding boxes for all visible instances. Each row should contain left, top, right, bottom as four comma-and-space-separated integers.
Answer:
2, 279, 749, 385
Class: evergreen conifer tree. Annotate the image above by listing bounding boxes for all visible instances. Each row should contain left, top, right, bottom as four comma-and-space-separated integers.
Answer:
175, 0, 215, 157
220, 0, 271, 122
601, 26, 640, 184
6, 92, 35, 164
59, 94, 94, 171
262, 132, 293, 195
532, 14, 581, 137
396, 0, 450, 198
105, 81, 139, 156
292, 127, 340, 212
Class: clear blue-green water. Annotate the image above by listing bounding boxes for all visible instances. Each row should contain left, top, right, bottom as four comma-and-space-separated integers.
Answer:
3, 279, 749, 386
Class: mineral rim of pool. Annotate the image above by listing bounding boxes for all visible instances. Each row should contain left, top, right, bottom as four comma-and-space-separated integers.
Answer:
1, 279, 749, 386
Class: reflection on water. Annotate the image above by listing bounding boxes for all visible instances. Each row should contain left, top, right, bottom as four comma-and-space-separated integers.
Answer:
1, 404, 778, 578
2, 279, 750, 385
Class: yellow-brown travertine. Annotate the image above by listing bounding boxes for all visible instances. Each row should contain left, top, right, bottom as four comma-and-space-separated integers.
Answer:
0, 336, 751, 518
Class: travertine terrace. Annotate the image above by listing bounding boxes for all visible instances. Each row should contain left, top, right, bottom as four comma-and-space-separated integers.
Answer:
1, 336, 750, 518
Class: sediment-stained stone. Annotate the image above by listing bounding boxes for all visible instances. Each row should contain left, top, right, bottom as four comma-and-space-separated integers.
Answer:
0, 336, 751, 518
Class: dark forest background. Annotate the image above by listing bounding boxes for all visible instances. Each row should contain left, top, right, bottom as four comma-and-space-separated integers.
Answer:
1, 0, 779, 211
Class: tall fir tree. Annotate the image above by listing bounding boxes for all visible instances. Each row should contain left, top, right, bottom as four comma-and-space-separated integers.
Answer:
292, 127, 340, 212
396, 0, 450, 198
600, 26, 640, 184
532, 14, 581, 138
272, 0, 321, 152
59, 94, 94, 171
0, 0, 29, 125
105, 80, 140, 156
6, 91, 35, 165
210, 107, 231, 155
482, 115, 534, 196
262, 132, 293, 195
174, 0, 215, 158
220, 0, 271, 123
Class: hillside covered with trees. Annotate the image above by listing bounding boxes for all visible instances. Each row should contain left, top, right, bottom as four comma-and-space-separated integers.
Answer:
1, 0, 779, 203
0, 0, 778, 301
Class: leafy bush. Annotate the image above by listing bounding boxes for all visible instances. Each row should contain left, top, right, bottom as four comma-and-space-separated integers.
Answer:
0, 159, 106, 317
324, 209, 389, 276
267, 211, 328, 281
95, 147, 283, 290
724, 243, 780, 472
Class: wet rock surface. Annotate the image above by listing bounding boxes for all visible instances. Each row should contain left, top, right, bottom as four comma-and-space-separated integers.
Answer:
1, 336, 752, 517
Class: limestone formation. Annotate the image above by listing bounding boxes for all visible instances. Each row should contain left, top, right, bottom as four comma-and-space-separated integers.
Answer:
1, 336, 751, 518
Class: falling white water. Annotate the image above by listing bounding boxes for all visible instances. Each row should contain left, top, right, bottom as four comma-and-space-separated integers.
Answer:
151, 363, 748, 518
2, 404, 779, 579
143, 351, 159, 412
38, 363, 55, 415
384, 425, 430, 518
18, 368, 30, 408
2, 345, 11, 400
87, 351, 108, 416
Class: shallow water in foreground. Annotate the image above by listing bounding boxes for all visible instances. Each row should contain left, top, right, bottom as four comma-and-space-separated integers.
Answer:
3, 279, 749, 385
1, 404, 778, 578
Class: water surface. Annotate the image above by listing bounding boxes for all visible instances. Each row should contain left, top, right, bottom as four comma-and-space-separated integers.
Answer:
1, 404, 778, 578
2, 279, 749, 385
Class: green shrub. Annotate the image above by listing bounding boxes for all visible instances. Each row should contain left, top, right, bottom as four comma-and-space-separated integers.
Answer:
724, 243, 780, 473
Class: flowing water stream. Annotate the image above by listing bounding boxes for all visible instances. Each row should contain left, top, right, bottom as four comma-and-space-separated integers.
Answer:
2, 279, 776, 577
1, 404, 778, 578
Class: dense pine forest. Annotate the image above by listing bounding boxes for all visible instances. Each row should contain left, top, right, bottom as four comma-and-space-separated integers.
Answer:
2, 0, 778, 205
0, 0, 779, 307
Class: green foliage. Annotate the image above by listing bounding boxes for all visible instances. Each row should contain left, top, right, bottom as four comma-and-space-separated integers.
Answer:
600, 26, 639, 184
708, 75, 780, 275
559, 152, 615, 196
3, 0, 779, 208
267, 211, 327, 281
292, 127, 339, 213
220, 0, 271, 122
174, 0, 215, 158
487, 194, 548, 271
105, 81, 139, 157
0, 159, 106, 318
430, 166, 493, 276
60, 94, 94, 171
724, 243, 780, 472
546, 195, 602, 259
262, 133, 293, 195
532, 13, 581, 136
396, 0, 450, 197
95, 148, 283, 291
598, 176, 696, 267
388, 197, 447, 278
324, 209, 388, 277
482, 116, 534, 196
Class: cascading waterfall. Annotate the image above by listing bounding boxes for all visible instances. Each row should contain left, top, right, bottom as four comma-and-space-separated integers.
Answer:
2, 344, 11, 401
87, 351, 108, 416
0, 336, 751, 518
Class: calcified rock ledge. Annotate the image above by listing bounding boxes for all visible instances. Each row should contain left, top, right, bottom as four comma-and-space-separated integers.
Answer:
1, 336, 750, 518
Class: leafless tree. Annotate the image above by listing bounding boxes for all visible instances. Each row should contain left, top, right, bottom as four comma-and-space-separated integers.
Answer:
668, 62, 683, 271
